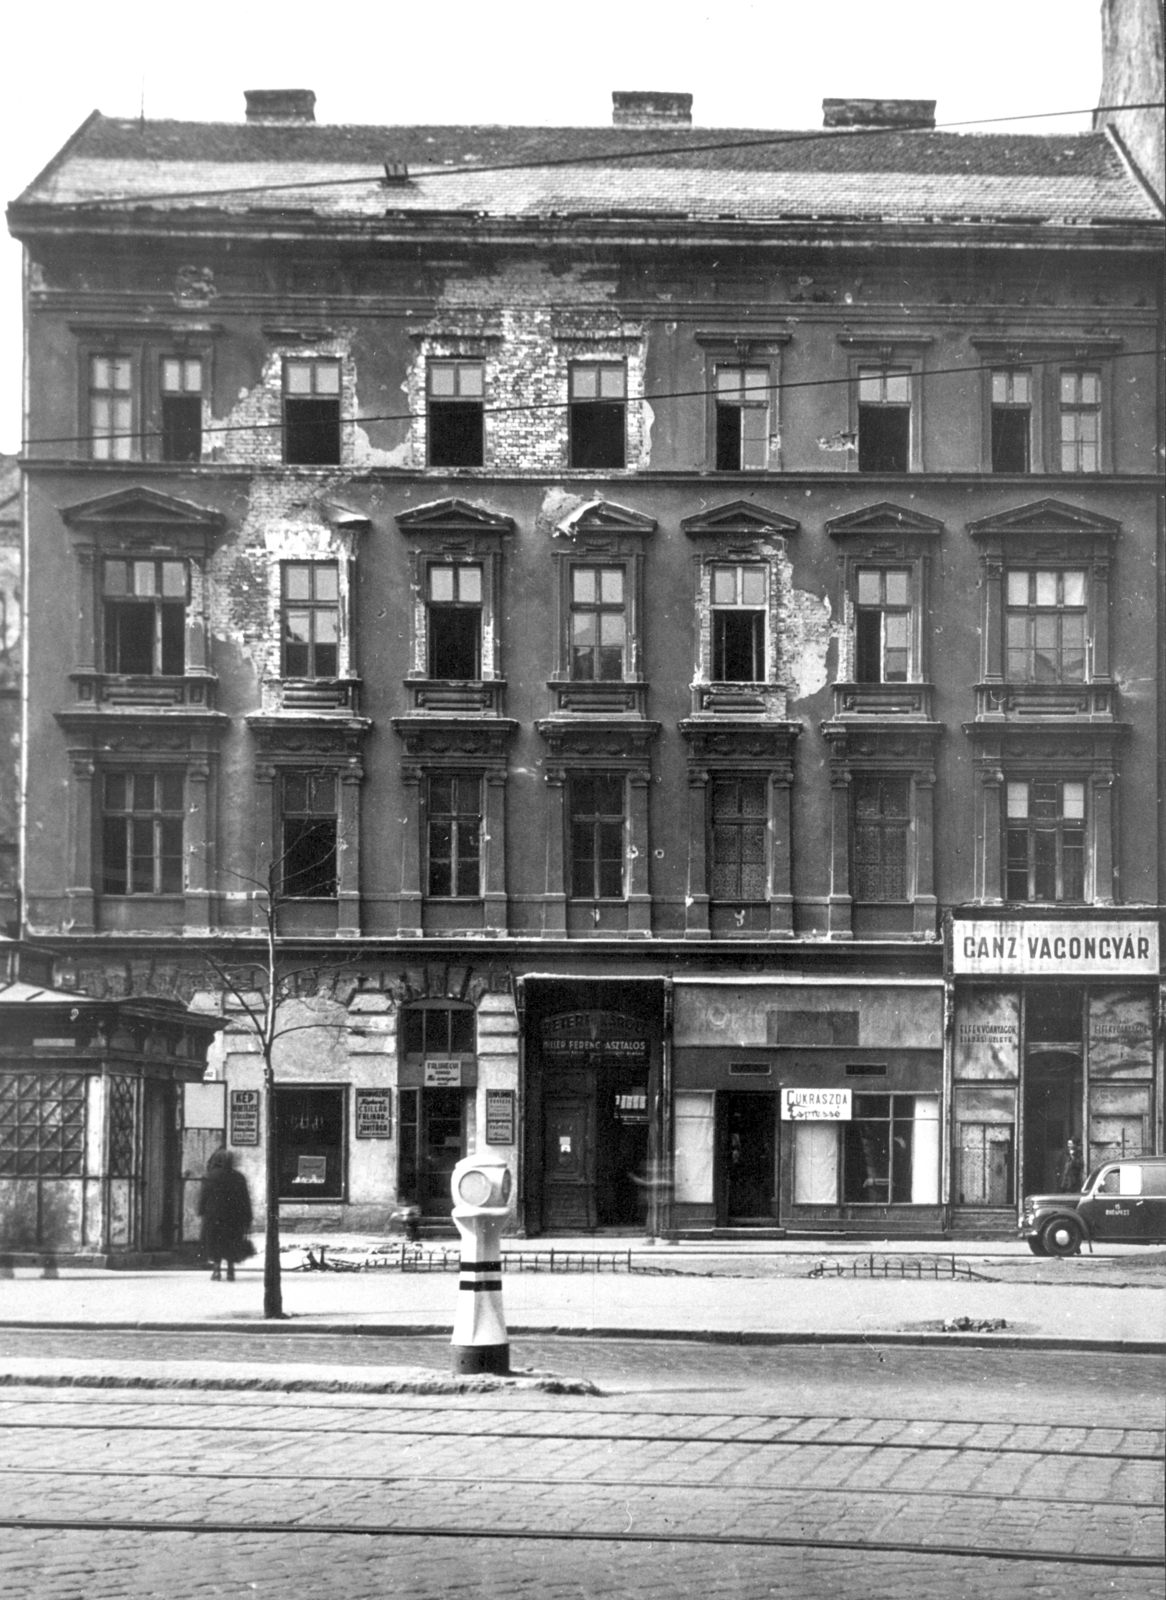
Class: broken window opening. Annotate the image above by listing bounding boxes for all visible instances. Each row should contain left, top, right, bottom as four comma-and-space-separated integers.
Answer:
854, 568, 910, 683
857, 368, 911, 473
427, 360, 485, 467
710, 564, 766, 682
427, 563, 482, 679
284, 359, 342, 466
990, 369, 1031, 473
160, 357, 203, 462
569, 363, 626, 469
714, 366, 770, 470
281, 772, 338, 899
103, 558, 187, 676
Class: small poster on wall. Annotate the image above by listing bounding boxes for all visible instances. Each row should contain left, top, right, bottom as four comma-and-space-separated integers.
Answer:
297, 1156, 327, 1185
485, 1090, 515, 1145
229, 1089, 260, 1145
355, 1089, 393, 1138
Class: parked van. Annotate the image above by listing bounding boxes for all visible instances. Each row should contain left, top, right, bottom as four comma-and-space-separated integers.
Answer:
1019, 1155, 1166, 1256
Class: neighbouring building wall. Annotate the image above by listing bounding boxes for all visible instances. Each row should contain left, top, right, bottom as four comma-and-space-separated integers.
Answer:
1096, 0, 1166, 198
0, 457, 19, 926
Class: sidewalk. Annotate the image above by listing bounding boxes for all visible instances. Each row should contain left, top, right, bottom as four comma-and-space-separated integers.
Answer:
1, 1246, 1162, 1351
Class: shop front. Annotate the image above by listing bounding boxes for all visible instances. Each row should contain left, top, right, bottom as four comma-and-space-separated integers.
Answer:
951, 914, 1161, 1230
671, 979, 945, 1233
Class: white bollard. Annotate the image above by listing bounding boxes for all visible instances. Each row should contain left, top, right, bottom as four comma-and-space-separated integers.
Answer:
449, 1155, 512, 1375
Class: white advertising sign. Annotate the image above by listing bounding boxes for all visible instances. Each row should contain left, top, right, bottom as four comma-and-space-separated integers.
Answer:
781, 1088, 852, 1122
953, 920, 1158, 978
424, 1059, 463, 1087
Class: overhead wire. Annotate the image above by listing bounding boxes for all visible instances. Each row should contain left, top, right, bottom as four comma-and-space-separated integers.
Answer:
20, 345, 1162, 453
43, 101, 1166, 212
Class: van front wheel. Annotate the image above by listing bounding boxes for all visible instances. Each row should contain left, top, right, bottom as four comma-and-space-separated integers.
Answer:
1041, 1217, 1083, 1257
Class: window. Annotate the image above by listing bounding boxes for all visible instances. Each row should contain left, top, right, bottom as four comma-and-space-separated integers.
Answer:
569, 565, 626, 680
89, 356, 134, 460
275, 1086, 344, 1200
160, 357, 203, 462
1005, 780, 1085, 902
427, 563, 482, 679
842, 1094, 936, 1203
426, 774, 481, 898
710, 777, 767, 900
427, 360, 484, 467
569, 773, 625, 899
1060, 370, 1100, 473
990, 369, 1031, 473
284, 359, 341, 465
711, 565, 766, 681
0, 1074, 87, 1178
401, 1003, 476, 1056
853, 774, 910, 902
282, 563, 339, 678
102, 772, 184, 895
569, 363, 626, 469
281, 772, 338, 898
715, 366, 769, 470
1005, 569, 1086, 682
102, 559, 186, 676
857, 368, 910, 472
854, 569, 910, 683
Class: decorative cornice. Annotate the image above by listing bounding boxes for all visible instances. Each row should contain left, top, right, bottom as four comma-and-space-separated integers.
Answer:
681, 499, 800, 539
967, 498, 1121, 540
60, 485, 226, 532
395, 498, 515, 537
826, 501, 944, 540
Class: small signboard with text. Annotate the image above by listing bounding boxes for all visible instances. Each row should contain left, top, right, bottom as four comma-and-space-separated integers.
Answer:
485, 1089, 516, 1145
228, 1090, 260, 1146
355, 1089, 392, 1139
781, 1088, 852, 1121
424, 1059, 462, 1087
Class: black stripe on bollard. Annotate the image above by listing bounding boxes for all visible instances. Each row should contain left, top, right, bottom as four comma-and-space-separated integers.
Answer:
459, 1260, 503, 1272
459, 1280, 503, 1292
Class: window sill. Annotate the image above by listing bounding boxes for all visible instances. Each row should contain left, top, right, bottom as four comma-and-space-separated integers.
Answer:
547, 680, 649, 717
832, 682, 934, 720
72, 672, 217, 711
972, 683, 1116, 721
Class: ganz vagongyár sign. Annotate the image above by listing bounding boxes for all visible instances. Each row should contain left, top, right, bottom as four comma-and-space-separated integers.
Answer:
953, 920, 1158, 977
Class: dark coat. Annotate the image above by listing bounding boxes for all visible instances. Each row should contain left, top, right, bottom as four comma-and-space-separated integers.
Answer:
1059, 1150, 1085, 1191
197, 1152, 253, 1263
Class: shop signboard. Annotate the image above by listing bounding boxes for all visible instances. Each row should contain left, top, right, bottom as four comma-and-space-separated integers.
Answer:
424, 1059, 462, 1087
355, 1090, 392, 1138
781, 1088, 852, 1121
228, 1090, 260, 1146
953, 920, 1158, 978
485, 1090, 516, 1145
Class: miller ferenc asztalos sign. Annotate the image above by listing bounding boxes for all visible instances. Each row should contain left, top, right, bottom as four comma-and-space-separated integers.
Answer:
953, 919, 1158, 978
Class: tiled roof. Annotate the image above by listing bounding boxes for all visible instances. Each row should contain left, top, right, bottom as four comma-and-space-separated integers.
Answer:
13, 115, 1163, 225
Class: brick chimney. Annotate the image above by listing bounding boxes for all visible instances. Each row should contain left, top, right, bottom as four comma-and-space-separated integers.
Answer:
612, 91, 693, 128
822, 98, 936, 129
244, 89, 317, 125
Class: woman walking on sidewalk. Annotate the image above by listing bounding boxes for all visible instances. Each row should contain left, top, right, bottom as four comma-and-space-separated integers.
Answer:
197, 1148, 253, 1281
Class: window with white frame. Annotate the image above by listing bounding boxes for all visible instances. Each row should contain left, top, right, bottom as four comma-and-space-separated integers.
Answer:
1005, 568, 1087, 683
103, 558, 187, 676
569, 363, 626, 469
793, 1095, 940, 1204
714, 366, 770, 470
569, 565, 626, 681
282, 562, 340, 679
101, 772, 185, 895
1059, 370, 1100, 474
710, 564, 766, 682
426, 773, 482, 899
853, 568, 911, 683
284, 359, 341, 465
1005, 779, 1086, 902
89, 355, 134, 460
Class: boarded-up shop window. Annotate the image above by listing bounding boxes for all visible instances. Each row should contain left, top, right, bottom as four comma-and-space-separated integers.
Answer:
954, 1085, 1015, 1207
673, 1093, 715, 1204
1088, 1083, 1151, 1171
793, 1122, 838, 1204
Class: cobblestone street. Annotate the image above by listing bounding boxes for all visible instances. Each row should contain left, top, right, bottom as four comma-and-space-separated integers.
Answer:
0, 1336, 1161, 1598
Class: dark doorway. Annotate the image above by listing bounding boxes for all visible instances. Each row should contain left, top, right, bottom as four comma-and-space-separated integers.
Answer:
141, 1080, 178, 1250
718, 1092, 777, 1220
1023, 1053, 1083, 1194
398, 1087, 467, 1217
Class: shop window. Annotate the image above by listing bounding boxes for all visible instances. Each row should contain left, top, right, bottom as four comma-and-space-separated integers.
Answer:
857, 368, 910, 472
275, 1086, 344, 1199
280, 772, 337, 898
160, 357, 203, 462
714, 366, 770, 470
569, 773, 626, 899
842, 1093, 937, 1204
1059, 369, 1100, 473
102, 772, 184, 895
426, 773, 481, 899
1005, 569, 1087, 683
427, 563, 482, 679
284, 359, 341, 465
0, 1073, 87, 1178
852, 774, 910, 902
427, 360, 484, 468
89, 355, 134, 460
954, 1086, 1016, 1206
854, 568, 911, 683
281, 562, 339, 678
711, 564, 766, 681
990, 369, 1031, 473
710, 776, 767, 900
1005, 780, 1085, 902
569, 362, 626, 469
103, 558, 187, 676
569, 565, 626, 681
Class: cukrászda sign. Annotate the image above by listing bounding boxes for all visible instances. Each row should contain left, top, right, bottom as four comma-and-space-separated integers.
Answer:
953, 919, 1158, 977
781, 1088, 852, 1121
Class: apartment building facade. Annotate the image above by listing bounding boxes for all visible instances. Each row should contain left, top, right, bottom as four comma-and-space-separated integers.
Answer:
7, 87, 1163, 1244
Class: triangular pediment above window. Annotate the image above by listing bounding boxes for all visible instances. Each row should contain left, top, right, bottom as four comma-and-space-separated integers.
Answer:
968, 499, 1120, 540
826, 502, 943, 540
681, 500, 800, 539
553, 499, 656, 538
395, 499, 515, 536
60, 486, 225, 531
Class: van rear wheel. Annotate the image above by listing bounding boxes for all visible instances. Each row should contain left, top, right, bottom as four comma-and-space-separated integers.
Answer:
1041, 1217, 1083, 1257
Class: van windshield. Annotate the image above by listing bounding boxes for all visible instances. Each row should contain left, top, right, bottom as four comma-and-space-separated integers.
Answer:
1081, 1167, 1104, 1193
